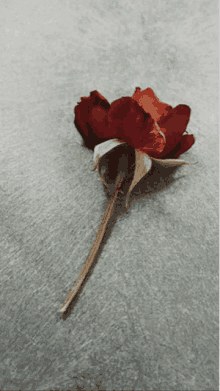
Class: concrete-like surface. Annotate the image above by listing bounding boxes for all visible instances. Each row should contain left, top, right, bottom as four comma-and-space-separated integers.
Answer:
0, 0, 218, 390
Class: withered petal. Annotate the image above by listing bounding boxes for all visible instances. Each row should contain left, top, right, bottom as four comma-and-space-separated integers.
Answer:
89, 106, 117, 138
74, 89, 194, 158
132, 87, 172, 122
74, 90, 111, 149
89, 90, 111, 109
157, 105, 191, 157
108, 97, 154, 148
74, 100, 90, 137
171, 134, 195, 158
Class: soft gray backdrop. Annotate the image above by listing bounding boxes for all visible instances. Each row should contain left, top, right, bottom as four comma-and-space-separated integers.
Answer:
0, 0, 218, 390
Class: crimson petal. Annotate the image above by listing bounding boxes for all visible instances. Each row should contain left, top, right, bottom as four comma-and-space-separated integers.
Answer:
132, 87, 173, 122
158, 105, 191, 157
74, 99, 90, 137
108, 97, 155, 149
74, 90, 112, 149
172, 134, 195, 158
89, 106, 117, 138
89, 90, 110, 109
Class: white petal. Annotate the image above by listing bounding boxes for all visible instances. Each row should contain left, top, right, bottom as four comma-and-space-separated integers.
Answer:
151, 157, 188, 167
93, 139, 127, 170
125, 150, 152, 208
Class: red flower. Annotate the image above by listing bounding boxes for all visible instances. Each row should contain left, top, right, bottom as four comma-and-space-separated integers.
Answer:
74, 88, 195, 159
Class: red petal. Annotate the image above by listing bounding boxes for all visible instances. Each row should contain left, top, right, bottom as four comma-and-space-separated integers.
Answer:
89, 90, 110, 109
74, 91, 110, 138
158, 105, 191, 157
108, 97, 155, 148
74, 100, 90, 136
137, 125, 166, 157
132, 87, 172, 122
172, 134, 195, 158
89, 106, 117, 138
108, 97, 168, 156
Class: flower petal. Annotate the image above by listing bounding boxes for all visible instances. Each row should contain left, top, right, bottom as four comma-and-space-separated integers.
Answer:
125, 149, 152, 207
93, 138, 127, 170
151, 157, 188, 167
158, 105, 191, 157
132, 87, 172, 122
169, 134, 195, 158
108, 97, 164, 153
89, 90, 110, 109
74, 99, 90, 137
137, 123, 166, 157
74, 90, 111, 145
89, 106, 117, 138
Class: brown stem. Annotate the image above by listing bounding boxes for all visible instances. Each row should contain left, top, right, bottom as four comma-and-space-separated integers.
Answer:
59, 175, 123, 313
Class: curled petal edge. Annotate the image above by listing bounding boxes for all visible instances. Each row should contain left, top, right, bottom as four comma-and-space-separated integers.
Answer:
151, 157, 189, 167
93, 139, 127, 171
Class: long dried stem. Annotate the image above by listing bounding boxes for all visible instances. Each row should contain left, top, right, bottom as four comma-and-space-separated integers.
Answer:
59, 174, 123, 313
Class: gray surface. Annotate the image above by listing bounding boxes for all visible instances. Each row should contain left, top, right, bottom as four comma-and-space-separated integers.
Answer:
0, 0, 218, 390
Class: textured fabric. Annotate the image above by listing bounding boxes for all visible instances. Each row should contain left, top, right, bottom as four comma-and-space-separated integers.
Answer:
0, 0, 218, 390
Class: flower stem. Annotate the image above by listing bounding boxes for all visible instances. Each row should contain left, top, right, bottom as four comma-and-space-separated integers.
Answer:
59, 175, 123, 313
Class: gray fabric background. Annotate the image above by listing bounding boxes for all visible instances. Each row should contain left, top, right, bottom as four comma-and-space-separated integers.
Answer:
0, 0, 218, 390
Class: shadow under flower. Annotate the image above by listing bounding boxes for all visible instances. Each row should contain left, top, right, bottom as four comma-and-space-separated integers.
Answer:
99, 144, 184, 213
